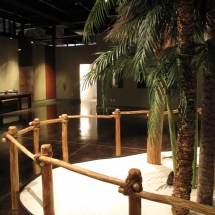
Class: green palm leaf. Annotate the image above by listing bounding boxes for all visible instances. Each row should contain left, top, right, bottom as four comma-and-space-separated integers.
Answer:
83, 0, 116, 42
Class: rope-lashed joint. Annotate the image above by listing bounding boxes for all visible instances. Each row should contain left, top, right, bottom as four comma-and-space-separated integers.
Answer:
33, 122, 40, 129
4, 131, 19, 140
60, 114, 68, 123
34, 152, 53, 167
123, 178, 143, 195
113, 109, 121, 119
30, 118, 40, 129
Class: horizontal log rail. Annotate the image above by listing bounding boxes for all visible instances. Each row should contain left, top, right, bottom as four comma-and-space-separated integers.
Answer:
68, 115, 114, 119
38, 155, 126, 187
30, 118, 62, 126
3, 132, 35, 160
120, 108, 202, 115
17, 126, 34, 136
118, 188, 215, 215
3, 132, 125, 187
25, 108, 202, 127
120, 110, 149, 115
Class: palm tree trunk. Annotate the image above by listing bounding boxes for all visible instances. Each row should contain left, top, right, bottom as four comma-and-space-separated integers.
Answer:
196, 0, 215, 205
196, 71, 215, 205
147, 85, 165, 165
172, 0, 196, 214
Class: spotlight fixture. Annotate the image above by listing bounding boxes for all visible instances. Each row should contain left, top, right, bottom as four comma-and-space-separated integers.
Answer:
18, 48, 21, 51
31, 41, 34, 44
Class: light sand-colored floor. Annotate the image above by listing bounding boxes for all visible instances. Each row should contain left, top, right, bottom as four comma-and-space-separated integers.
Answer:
20, 150, 211, 215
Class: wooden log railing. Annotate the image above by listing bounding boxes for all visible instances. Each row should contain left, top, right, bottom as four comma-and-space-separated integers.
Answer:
1, 108, 204, 214
12, 108, 203, 170
2, 128, 215, 215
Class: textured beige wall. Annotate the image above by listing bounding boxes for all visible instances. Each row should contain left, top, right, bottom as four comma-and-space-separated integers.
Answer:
55, 45, 96, 100
0, 36, 19, 91
32, 42, 46, 101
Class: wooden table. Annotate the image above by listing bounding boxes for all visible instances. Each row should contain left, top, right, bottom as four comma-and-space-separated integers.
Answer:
0, 92, 31, 114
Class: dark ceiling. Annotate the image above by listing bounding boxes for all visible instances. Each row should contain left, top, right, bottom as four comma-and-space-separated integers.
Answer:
0, 0, 113, 46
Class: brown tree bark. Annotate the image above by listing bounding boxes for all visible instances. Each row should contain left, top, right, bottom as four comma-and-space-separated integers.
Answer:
196, 0, 215, 206
197, 72, 215, 205
172, 0, 196, 214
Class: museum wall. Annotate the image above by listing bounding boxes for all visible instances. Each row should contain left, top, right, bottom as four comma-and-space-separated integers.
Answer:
55, 44, 96, 100
32, 43, 46, 101
0, 36, 19, 92
19, 39, 56, 102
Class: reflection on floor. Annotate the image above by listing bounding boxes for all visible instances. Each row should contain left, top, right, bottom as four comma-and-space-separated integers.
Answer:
0, 99, 172, 215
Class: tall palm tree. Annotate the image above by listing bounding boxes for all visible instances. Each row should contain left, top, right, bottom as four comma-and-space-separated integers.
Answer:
82, 0, 215, 213
171, 0, 196, 214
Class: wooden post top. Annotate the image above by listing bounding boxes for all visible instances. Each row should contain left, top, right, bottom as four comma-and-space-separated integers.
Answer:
33, 118, 40, 128
128, 168, 142, 180
61, 114, 68, 118
123, 168, 143, 195
60, 114, 68, 122
8, 126, 17, 135
29, 118, 40, 127
41, 144, 52, 154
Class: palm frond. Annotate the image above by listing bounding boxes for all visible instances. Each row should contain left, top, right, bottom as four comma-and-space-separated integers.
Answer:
194, 0, 215, 36
105, 0, 148, 41
192, 41, 215, 75
83, 0, 116, 42
132, 3, 176, 71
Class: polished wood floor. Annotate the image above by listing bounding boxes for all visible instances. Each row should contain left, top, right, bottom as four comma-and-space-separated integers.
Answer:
0, 99, 172, 214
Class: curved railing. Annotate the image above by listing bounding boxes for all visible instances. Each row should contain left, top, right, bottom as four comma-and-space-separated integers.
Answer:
3, 108, 212, 215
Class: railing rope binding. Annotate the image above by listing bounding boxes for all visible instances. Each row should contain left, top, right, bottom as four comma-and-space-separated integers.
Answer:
34, 152, 54, 167
30, 118, 40, 129
123, 168, 143, 196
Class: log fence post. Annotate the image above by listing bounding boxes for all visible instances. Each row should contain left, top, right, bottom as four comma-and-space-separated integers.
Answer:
8, 126, 19, 210
33, 118, 40, 175
61, 114, 69, 162
123, 168, 143, 215
39, 144, 55, 215
113, 109, 121, 156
